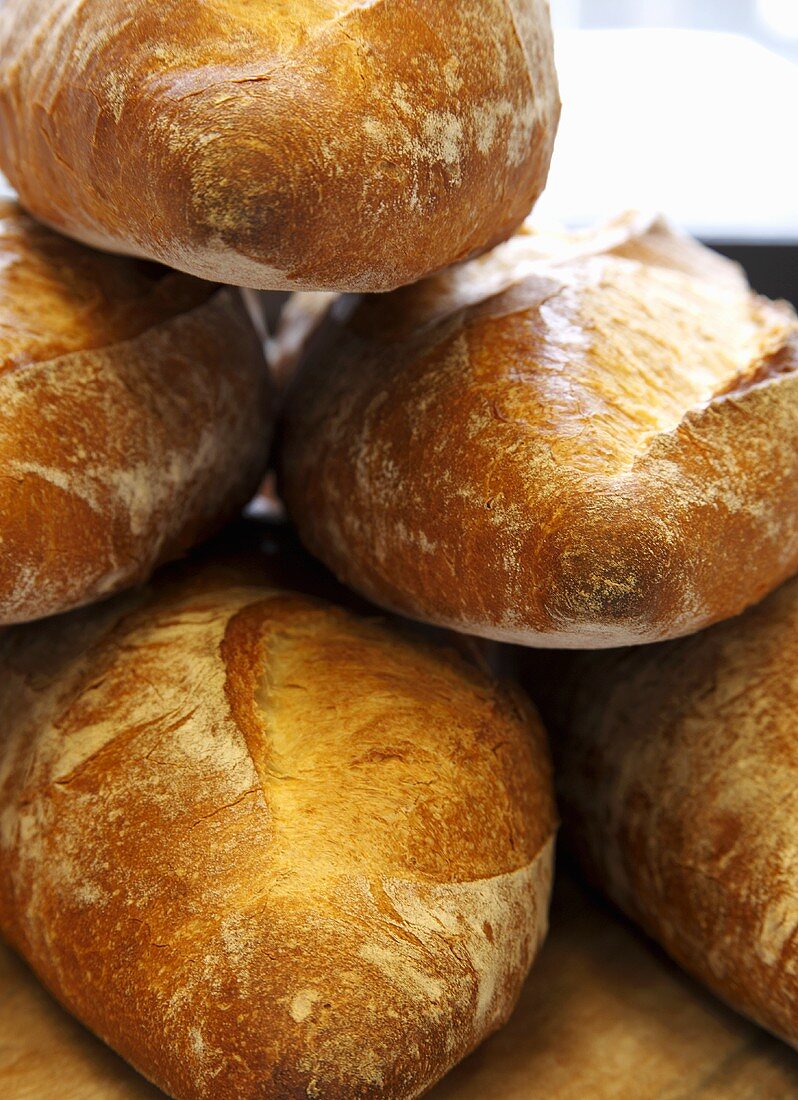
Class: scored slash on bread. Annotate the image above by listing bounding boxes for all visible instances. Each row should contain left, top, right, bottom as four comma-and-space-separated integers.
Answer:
0, 534, 556, 1099
280, 212, 798, 648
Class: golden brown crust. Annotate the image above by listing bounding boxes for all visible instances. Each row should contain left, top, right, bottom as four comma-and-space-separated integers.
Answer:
5, 873, 798, 1099
528, 573, 798, 1048
0, 202, 274, 625
0, 0, 559, 292
0, 199, 215, 373
0, 553, 556, 1099
280, 213, 798, 647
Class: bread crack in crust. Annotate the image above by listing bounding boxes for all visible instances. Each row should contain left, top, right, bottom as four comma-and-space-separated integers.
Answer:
0, 556, 555, 1099
281, 212, 798, 648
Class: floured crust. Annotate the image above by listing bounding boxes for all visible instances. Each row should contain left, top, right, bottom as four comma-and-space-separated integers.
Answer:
0, 200, 215, 373
534, 573, 798, 1048
0, 0, 559, 292
0, 559, 556, 1099
280, 213, 798, 647
0, 202, 274, 625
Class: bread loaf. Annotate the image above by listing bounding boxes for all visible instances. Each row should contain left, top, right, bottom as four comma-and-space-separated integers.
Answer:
531, 572, 798, 1048
0, 200, 273, 625
0, 0, 559, 292
0, 533, 556, 1099
281, 212, 798, 647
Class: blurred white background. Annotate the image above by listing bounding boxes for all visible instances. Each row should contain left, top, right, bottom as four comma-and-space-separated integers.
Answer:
540, 0, 798, 241
551, 0, 798, 61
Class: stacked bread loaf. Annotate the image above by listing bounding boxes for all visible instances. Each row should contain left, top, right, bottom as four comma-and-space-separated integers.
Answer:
0, 2, 795, 1098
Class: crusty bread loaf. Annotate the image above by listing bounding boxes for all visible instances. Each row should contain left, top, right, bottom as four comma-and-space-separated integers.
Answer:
281, 212, 798, 648
0, 200, 273, 625
530, 572, 798, 1048
0, 535, 556, 1100
0, 0, 559, 292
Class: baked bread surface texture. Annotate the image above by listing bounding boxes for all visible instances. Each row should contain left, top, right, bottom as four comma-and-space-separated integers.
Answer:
281, 213, 798, 647
0, 558, 556, 1099
0, 201, 274, 625
4, 872, 798, 1100
0, 0, 560, 291
535, 572, 798, 1047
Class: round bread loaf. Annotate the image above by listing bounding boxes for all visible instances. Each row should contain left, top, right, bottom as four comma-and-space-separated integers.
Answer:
280, 212, 798, 648
0, 0, 560, 292
0, 200, 273, 625
533, 572, 798, 1049
0, 541, 556, 1100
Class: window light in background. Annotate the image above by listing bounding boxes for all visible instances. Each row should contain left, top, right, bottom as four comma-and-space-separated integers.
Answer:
757, 0, 798, 40
540, 4, 798, 243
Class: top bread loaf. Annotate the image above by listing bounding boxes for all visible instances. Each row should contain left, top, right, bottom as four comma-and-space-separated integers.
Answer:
0, 0, 560, 291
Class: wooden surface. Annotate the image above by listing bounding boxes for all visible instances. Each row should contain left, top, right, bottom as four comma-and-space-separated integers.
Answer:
1, 873, 796, 1099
